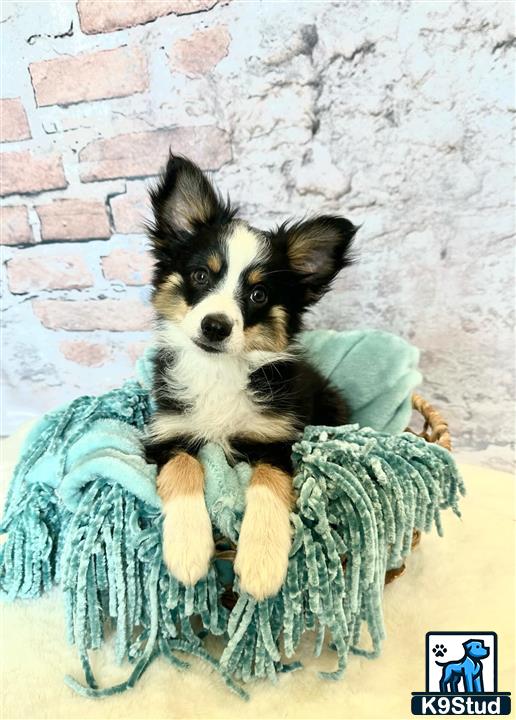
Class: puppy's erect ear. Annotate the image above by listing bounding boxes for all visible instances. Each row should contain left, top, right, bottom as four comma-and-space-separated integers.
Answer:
278, 215, 357, 303
149, 155, 233, 243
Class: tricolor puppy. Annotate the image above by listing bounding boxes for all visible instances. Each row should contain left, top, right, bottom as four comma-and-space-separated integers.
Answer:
146, 155, 357, 600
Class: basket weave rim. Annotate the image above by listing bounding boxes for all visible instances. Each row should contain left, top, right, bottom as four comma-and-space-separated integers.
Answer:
408, 393, 452, 451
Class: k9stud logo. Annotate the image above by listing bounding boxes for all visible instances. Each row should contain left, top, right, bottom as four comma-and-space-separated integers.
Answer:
411, 632, 511, 715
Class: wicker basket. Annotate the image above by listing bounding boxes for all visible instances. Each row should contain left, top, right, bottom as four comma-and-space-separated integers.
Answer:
408, 393, 451, 451
378, 393, 452, 582
217, 393, 452, 607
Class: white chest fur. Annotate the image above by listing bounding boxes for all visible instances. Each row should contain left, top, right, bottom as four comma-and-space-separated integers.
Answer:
148, 344, 293, 452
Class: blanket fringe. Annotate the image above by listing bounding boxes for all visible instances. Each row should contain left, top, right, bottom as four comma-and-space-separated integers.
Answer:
1, 385, 465, 699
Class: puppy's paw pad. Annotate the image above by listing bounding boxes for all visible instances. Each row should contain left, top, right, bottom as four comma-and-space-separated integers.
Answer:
162, 496, 214, 586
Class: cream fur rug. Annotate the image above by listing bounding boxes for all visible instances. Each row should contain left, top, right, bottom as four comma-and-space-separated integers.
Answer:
1, 422, 514, 720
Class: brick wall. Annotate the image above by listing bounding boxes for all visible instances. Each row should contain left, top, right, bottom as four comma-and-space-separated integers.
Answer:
1, 1, 514, 469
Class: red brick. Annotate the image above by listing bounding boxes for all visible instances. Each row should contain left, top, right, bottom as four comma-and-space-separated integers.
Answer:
101, 248, 154, 285
7, 254, 94, 294
0, 98, 31, 142
110, 183, 150, 234
29, 47, 148, 107
79, 126, 231, 182
0, 206, 34, 245
77, 0, 218, 34
60, 340, 113, 366
36, 199, 110, 242
171, 26, 231, 77
32, 298, 154, 331
0, 151, 67, 197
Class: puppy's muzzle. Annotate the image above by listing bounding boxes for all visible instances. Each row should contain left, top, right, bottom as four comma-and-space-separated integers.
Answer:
201, 313, 233, 343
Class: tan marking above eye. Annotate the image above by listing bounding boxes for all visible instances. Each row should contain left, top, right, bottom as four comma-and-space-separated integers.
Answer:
207, 254, 222, 273
248, 268, 264, 285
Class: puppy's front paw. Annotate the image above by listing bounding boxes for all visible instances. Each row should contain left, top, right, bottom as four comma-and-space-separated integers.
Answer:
162, 496, 215, 586
234, 485, 292, 601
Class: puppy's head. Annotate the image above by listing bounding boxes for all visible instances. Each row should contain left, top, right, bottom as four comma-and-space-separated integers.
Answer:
148, 155, 357, 357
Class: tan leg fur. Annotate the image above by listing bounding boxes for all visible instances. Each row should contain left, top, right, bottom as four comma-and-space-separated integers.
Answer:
157, 452, 214, 586
234, 463, 294, 600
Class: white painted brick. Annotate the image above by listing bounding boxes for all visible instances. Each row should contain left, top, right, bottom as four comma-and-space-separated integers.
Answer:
0, 1, 513, 470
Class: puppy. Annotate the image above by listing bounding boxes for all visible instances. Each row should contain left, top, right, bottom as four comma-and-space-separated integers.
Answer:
145, 155, 357, 600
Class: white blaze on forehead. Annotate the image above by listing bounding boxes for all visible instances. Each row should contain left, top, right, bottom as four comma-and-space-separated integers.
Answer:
220, 222, 267, 297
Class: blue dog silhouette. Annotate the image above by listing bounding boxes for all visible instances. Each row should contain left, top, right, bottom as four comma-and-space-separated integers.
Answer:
437, 639, 490, 693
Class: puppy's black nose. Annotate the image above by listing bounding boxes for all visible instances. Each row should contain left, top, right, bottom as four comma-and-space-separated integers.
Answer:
201, 314, 233, 342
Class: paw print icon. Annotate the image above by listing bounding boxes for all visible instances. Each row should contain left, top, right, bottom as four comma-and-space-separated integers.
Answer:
432, 643, 447, 658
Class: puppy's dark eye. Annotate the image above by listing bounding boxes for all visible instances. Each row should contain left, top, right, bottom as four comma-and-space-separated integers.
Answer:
250, 285, 267, 305
191, 268, 209, 286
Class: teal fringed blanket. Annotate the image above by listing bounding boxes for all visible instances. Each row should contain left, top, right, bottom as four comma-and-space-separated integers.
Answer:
0, 330, 463, 699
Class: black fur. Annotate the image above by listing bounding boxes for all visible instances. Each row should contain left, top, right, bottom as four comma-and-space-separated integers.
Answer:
234, 358, 349, 473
